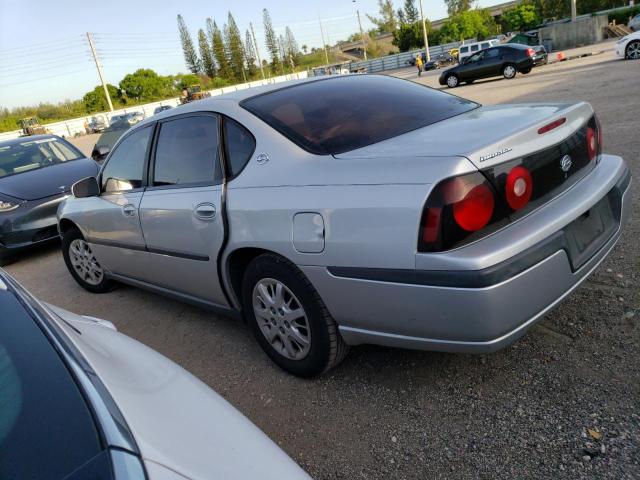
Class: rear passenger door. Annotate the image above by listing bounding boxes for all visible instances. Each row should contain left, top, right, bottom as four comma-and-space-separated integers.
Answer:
482, 47, 503, 77
138, 113, 228, 306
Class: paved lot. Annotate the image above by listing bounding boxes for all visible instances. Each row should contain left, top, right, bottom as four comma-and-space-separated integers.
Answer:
6, 46, 639, 479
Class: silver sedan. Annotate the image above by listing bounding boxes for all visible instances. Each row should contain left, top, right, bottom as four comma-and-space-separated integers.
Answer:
58, 75, 632, 377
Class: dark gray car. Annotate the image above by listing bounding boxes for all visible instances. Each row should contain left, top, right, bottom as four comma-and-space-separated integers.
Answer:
0, 135, 99, 264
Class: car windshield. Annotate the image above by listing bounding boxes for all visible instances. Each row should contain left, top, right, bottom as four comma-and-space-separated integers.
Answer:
0, 137, 84, 179
241, 75, 478, 155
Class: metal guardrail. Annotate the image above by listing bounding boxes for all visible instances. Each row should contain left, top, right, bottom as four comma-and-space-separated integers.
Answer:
311, 39, 476, 76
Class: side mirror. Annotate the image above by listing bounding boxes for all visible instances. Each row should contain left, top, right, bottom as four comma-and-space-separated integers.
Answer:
72, 177, 100, 198
91, 145, 110, 161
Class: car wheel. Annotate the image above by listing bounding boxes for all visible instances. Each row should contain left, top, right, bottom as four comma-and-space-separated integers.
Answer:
242, 253, 349, 377
502, 64, 517, 79
62, 228, 114, 293
445, 74, 459, 88
521, 67, 532, 74
626, 40, 640, 59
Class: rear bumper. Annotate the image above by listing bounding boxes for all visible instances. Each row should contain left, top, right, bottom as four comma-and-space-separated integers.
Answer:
0, 194, 67, 255
300, 155, 631, 353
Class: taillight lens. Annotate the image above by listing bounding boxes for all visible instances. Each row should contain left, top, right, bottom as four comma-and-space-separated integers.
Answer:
505, 166, 533, 210
527, 48, 535, 57
418, 172, 503, 252
586, 126, 597, 161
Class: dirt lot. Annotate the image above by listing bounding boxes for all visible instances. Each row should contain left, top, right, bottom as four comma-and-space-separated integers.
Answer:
6, 45, 639, 479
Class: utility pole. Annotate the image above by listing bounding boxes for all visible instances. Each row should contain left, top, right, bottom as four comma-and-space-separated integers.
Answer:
418, 0, 431, 62
356, 10, 368, 60
86, 32, 113, 111
570, 0, 577, 21
250, 22, 266, 79
319, 17, 330, 65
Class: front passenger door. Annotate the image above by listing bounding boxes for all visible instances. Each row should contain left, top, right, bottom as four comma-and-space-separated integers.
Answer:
138, 114, 228, 307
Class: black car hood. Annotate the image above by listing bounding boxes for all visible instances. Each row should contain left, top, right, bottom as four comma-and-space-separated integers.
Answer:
0, 158, 99, 201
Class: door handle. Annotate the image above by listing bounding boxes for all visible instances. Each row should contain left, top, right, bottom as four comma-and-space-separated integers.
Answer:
194, 202, 216, 220
122, 204, 136, 217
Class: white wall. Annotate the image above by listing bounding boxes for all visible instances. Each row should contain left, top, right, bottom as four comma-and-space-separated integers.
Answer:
0, 71, 308, 142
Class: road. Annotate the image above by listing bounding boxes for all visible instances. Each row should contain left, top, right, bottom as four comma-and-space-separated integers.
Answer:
7, 46, 639, 479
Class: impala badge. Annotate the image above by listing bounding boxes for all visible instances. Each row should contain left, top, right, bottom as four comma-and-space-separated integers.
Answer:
560, 155, 572, 173
479, 147, 512, 162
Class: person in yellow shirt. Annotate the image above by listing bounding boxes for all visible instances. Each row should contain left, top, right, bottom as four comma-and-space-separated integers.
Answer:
415, 54, 423, 77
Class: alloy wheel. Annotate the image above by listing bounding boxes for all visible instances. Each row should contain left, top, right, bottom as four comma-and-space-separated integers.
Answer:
504, 65, 516, 78
252, 278, 311, 361
627, 41, 640, 60
69, 239, 104, 286
446, 75, 458, 87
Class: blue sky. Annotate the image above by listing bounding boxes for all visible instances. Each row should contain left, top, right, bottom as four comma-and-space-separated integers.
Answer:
0, 0, 502, 108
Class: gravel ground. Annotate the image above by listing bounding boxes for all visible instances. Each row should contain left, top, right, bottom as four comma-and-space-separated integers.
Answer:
6, 44, 639, 479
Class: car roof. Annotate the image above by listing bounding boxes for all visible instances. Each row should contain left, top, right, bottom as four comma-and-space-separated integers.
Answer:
0, 134, 61, 147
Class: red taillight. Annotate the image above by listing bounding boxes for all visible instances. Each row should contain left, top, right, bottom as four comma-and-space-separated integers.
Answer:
538, 117, 566, 134
453, 183, 495, 231
418, 172, 498, 252
505, 166, 533, 210
586, 126, 597, 161
526, 48, 535, 57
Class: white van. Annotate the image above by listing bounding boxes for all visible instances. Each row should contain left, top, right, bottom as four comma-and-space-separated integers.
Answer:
458, 40, 499, 62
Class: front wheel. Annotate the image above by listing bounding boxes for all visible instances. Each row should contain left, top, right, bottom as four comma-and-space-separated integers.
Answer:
626, 40, 640, 59
62, 228, 115, 293
445, 74, 459, 88
242, 253, 349, 377
502, 64, 517, 79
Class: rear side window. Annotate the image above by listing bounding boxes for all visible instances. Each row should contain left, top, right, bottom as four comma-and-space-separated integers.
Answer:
481, 42, 490, 49
224, 118, 256, 177
101, 126, 152, 192
241, 75, 478, 155
0, 291, 102, 480
471, 44, 479, 52
153, 115, 222, 187
485, 48, 500, 59
460, 46, 468, 53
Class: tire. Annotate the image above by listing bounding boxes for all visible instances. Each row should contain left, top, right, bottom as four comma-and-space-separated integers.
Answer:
62, 227, 115, 293
502, 64, 517, 79
445, 74, 459, 88
0, 252, 15, 267
242, 253, 349, 377
626, 40, 640, 60
521, 67, 532, 74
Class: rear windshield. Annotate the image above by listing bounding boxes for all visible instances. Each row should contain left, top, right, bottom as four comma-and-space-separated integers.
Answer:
241, 75, 478, 155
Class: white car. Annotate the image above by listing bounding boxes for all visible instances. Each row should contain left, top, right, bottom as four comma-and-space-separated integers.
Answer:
614, 30, 640, 59
0, 270, 310, 480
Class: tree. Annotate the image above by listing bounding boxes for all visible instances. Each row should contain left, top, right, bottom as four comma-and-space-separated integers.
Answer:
173, 73, 201, 91
501, 1, 541, 31
226, 12, 246, 81
301, 44, 308, 54
367, 0, 398, 34
445, 0, 475, 16
392, 20, 431, 51
177, 14, 201, 74
82, 84, 121, 112
119, 69, 172, 101
198, 29, 216, 78
208, 19, 231, 80
284, 26, 300, 64
245, 30, 258, 77
437, 9, 499, 43
404, 0, 420, 22
397, 8, 407, 25
263, 8, 280, 73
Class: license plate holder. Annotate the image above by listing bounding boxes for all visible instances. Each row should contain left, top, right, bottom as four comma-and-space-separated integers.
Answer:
564, 196, 617, 270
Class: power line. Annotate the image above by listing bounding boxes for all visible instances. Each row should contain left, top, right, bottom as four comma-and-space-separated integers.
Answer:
0, 67, 92, 89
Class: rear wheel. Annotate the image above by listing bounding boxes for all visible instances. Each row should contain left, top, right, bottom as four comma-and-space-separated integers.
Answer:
445, 74, 459, 88
242, 253, 349, 377
626, 40, 640, 59
62, 228, 114, 293
502, 64, 517, 79
521, 67, 532, 74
